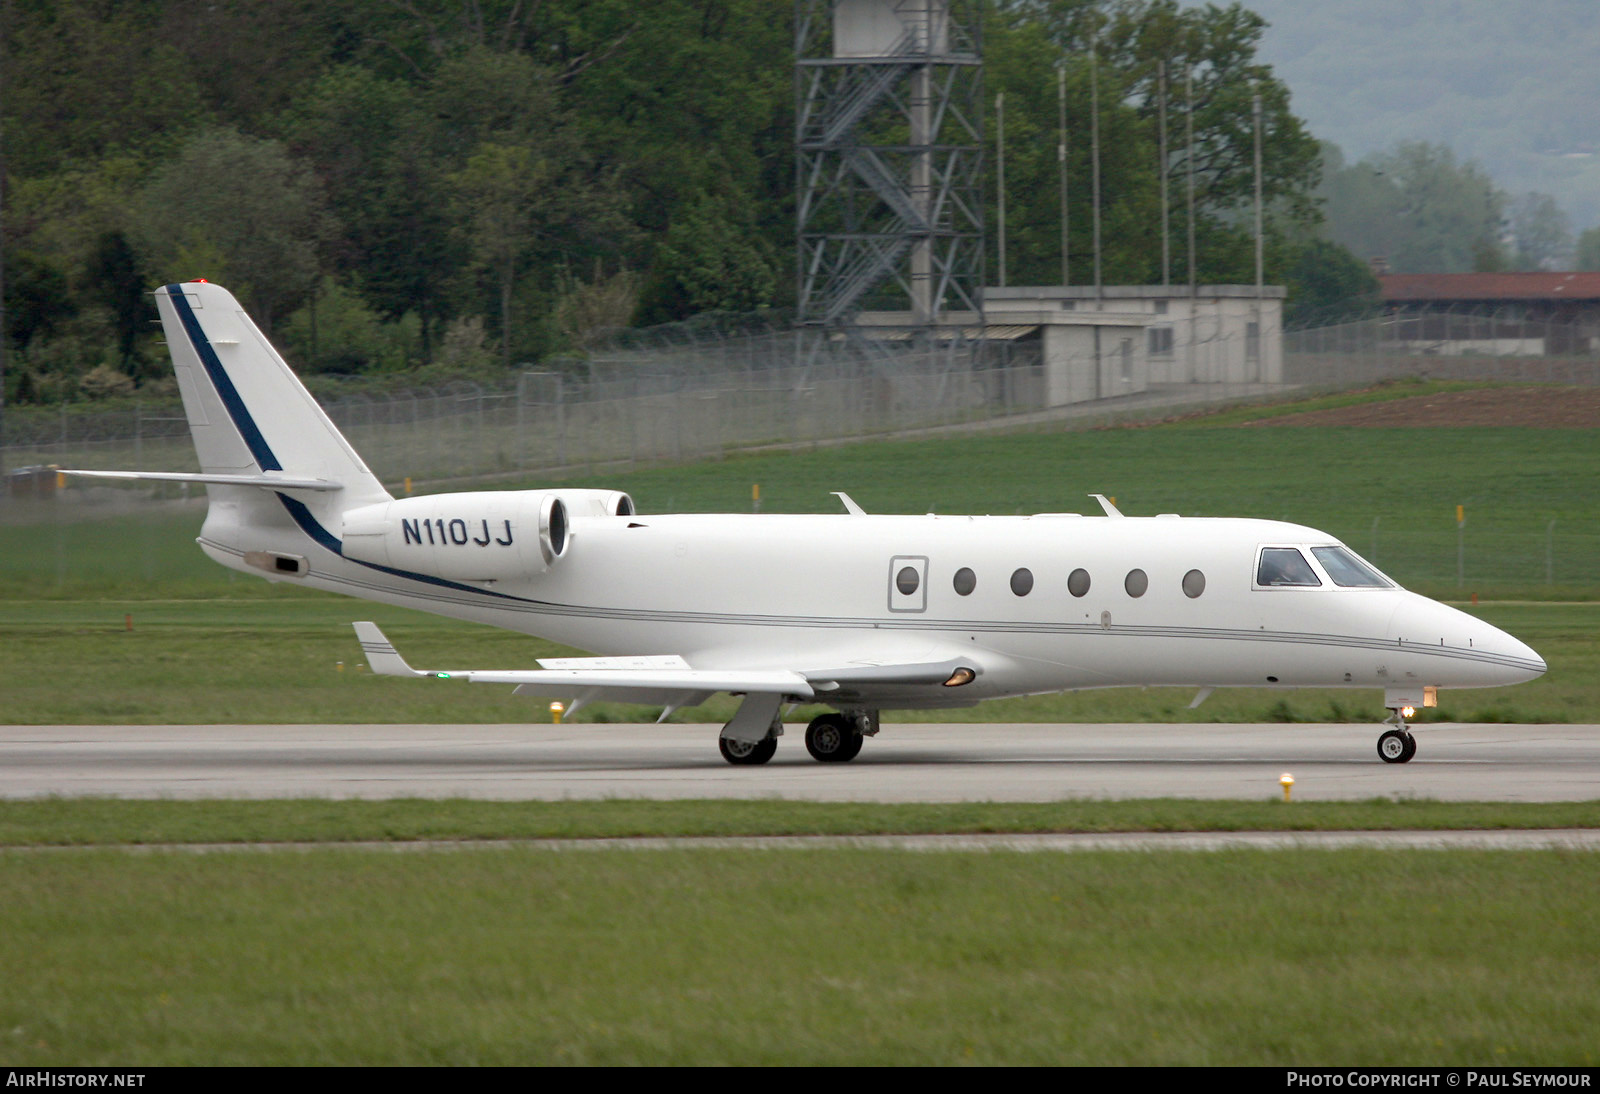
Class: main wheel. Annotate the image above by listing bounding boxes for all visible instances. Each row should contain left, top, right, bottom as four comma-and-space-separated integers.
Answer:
805, 714, 863, 763
719, 734, 778, 765
1377, 728, 1416, 764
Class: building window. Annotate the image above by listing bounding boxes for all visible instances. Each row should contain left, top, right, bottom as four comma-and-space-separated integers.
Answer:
1154, 300, 1168, 315
1148, 326, 1174, 357
1247, 321, 1260, 361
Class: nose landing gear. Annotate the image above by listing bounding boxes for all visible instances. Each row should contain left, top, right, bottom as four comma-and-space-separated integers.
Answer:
1377, 709, 1417, 764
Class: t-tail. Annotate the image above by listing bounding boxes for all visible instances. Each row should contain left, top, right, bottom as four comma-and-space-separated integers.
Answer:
63, 281, 632, 597
64, 280, 393, 579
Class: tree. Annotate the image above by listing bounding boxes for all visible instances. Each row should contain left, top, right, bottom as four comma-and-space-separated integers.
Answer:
1280, 237, 1380, 324
1324, 140, 1508, 274
638, 191, 777, 322
1576, 226, 1600, 271
137, 127, 332, 332
987, 1, 1321, 286
84, 232, 149, 374
1508, 192, 1573, 271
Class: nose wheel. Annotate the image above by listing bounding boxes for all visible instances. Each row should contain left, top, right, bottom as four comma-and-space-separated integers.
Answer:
1377, 710, 1417, 764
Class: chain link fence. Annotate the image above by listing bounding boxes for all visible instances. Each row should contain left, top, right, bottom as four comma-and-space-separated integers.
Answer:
3, 307, 1597, 499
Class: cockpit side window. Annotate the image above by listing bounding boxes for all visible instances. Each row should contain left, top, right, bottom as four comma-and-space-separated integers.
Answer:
1257, 547, 1321, 587
1311, 545, 1392, 588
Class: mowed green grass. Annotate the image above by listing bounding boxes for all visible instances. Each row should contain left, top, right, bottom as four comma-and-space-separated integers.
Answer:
2, 381, 1596, 724
3, 847, 1597, 1065
4, 381, 1599, 600
2, 385, 1596, 1066
6, 797, 1600, 846
0, 597, 1593, 723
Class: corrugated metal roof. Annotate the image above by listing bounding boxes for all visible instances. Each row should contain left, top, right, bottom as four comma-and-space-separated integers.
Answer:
1380, 272, 1600, 302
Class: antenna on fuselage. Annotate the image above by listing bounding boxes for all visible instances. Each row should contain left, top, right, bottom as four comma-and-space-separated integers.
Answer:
1090, 494, 1124, 518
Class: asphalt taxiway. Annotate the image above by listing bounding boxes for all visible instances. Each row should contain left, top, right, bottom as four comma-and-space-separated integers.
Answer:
3, 721, 1597, 801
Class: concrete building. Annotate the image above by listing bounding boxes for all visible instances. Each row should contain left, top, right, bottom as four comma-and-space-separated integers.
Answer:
983, 285, 1285, 406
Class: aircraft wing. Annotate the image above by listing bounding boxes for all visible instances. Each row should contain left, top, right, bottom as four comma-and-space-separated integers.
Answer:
353, 622, 816, 697
353, 622, 984, 716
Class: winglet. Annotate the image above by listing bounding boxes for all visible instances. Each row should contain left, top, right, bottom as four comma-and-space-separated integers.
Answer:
832, 491, 866, 516
353, 622, 429, 678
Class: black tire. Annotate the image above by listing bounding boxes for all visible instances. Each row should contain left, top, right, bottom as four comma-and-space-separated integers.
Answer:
835, 729, 865, 762
719, 734, 778, 765
805, 714, 862, 763
1377, 728, 1414, 764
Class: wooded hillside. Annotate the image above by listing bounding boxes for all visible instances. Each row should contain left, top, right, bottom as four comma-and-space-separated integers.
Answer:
2, 0, 1338, 401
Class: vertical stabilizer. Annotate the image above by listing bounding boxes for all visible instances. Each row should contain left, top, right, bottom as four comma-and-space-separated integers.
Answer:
156, 282, 391, 511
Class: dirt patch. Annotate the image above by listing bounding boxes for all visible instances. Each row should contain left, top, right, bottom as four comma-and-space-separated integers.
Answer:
1243, 386, 1600, 428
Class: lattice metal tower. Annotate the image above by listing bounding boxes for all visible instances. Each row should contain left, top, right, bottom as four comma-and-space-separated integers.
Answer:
796, 0, 984, 346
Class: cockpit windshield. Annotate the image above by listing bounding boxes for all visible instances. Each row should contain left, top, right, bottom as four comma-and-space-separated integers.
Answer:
1311, 545, 1393, 588
1257, 547, 1320, 587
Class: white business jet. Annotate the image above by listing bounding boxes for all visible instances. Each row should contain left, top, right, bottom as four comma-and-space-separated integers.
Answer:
67, 282, 1545, 766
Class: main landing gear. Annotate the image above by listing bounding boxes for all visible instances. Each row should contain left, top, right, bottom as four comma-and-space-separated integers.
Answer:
717, 710, 878, 765
719, 735, 778, 765
1376, 709, 1418, 764
804, 712, 866, 763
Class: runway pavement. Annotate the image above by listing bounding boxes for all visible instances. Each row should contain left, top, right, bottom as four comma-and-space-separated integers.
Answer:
3, 721, 1598, 801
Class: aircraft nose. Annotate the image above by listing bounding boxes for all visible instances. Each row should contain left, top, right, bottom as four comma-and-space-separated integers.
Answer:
1390, 595, 1546, 686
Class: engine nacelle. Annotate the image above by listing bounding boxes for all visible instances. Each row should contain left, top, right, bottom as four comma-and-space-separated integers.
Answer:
339, 489, 632, 583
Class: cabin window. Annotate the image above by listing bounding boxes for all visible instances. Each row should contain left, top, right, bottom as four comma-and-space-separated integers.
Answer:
1068, 568, 1091, 597
1311, 546, 1392, 588
1124, 569, 1148, 597
1257, 547, 1321, 587
1182, 569, 1206, 598
896, 566, 921, 596
1010, 568, 1034, 596
953, 567, 976, 596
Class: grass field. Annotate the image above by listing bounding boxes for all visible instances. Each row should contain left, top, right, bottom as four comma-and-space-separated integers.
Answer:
4, 381, 1599, 600
3, 845, 1597, 1065
0, 597, 1594, 724
6, 797, 1600, 846
1, 381, 1595, 725
2, 383, 1597, 1066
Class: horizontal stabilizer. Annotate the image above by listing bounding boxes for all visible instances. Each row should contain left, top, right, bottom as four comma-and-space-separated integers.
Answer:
60, 469, 341, 491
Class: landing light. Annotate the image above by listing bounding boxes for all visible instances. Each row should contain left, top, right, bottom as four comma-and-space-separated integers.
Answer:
1401, 706, 1416, 719
942, 667, 976, 687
